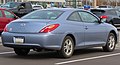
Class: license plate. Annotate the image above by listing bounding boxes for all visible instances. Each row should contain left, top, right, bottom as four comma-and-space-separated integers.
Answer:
13, 37, 24, 44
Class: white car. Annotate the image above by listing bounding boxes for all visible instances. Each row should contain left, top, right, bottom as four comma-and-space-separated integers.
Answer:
32, 5, 44, 10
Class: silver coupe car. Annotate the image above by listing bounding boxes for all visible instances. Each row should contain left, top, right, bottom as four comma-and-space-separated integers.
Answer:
2, 8, 119, 58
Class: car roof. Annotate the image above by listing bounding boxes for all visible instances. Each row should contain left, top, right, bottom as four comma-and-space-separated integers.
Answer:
43, 8, 85, 12
91, 8, 116, 11
32, 5, 42, 6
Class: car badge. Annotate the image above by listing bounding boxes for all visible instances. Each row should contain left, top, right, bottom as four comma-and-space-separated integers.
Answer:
9, 28, 12, 31
20, 23, 26, 26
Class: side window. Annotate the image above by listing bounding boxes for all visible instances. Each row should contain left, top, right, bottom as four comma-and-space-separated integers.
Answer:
25, 3, 32, 9
78, 12, 98, 23
107, 10, 116, 15
4, 10, 15, 18
19, 3, 25, 9
0, 11, 3, 17
68, 12, 81, 21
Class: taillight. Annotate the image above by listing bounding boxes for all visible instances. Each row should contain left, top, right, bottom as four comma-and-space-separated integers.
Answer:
3, 26, 8, 32
100, 15, 108, 19
40, 24, 60, 33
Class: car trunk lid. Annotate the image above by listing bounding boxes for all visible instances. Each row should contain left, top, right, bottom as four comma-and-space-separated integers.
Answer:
7, 20, 50, 33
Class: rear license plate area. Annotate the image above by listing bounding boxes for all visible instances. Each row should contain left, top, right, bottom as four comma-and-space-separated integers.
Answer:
13, 37, 24, 44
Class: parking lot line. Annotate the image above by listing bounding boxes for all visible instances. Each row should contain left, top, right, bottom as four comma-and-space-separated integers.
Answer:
55, 53, 120, 65
0, 51, 14, 55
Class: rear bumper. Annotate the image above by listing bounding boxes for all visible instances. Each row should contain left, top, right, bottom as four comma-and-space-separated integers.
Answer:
3, 43, 41, 49
2, 32, 65, 50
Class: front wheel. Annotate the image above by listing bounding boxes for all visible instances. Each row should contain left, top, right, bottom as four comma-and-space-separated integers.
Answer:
103, 33, 116, 52
58, 36, 74, 58
14, 48, 30, 56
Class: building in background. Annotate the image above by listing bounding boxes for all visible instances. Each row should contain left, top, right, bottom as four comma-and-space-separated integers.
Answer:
0, 0, 120, 7
65, 0, 82, 8
97, 0, 120, 6
0, 0, 25, 4
28, 0, 65, 8
0, 0, 65, 8
65, 0, 94, 8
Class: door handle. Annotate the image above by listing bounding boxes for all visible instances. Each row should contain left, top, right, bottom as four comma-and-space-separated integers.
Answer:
85, 26, 88, 30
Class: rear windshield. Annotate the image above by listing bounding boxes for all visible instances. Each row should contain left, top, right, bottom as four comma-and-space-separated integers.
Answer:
22, 10, 64, 20
90, 10, 105, 16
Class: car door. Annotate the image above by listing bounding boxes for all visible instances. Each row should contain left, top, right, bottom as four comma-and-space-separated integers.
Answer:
67, 11, 85, 47
78, 11, 107, 46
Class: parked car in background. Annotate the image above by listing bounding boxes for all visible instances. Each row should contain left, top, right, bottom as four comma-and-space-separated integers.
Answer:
0, 4, 3, 7
32, 5, 44, 10
0, 4, 5, 8
115, 6, 120, 13
90, 8, 120, 28
2, 8, 118, 58
1, 2, 33, 17
0, 8, 18, 32
98, 5, 113, 8
78, 7, 84, 9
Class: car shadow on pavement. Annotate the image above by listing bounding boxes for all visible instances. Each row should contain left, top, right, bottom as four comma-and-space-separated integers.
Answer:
74, 48, 103, 55
2, 48, 106, 59
6, 51, 59, 59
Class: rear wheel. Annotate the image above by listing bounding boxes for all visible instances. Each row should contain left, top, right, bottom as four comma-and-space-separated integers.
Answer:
14, 48, 30, 56
58, 36, 74, 58
103, 33, 116, 52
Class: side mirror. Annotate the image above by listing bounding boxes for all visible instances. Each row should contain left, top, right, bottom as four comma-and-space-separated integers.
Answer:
14, 16, 19, 19
100, 15, 108, 23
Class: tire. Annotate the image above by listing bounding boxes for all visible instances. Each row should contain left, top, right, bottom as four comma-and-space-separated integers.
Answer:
102, 33, 116, 52
58, 36, 74, 58
14, 48, 30, 56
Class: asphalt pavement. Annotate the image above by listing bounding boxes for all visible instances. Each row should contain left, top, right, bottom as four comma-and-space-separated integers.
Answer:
0, 31, 120, 65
